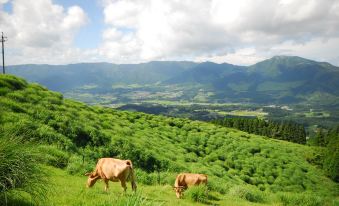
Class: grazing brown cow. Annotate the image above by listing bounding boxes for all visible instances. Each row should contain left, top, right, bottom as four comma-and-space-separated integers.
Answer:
85, 158, 137, 192
173, 173, 208, 198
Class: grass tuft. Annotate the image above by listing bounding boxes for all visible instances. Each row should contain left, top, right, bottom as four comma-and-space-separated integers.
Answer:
115, 192, 160, 206
0, 136, 50, 205
228, 185, 266, 203
278, 192, 324, 206
185, 185, 209, 203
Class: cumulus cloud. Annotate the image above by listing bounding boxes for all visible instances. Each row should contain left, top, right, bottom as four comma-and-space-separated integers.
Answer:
100, 0, 339, 65
1, 0, 339, 65
0, 0, 88, 64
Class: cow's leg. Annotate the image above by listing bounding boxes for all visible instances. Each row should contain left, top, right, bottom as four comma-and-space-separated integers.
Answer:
120, 180, 127, 192
104, 179, 109, 192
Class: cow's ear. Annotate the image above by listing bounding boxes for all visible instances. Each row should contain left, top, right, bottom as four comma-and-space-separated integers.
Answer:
84, 172, 92, 176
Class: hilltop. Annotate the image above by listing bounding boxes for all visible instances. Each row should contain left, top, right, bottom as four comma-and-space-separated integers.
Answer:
0, 74, 338, 205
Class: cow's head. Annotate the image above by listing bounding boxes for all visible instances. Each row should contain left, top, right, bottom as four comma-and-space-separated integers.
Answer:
173, 186, 185, 198
85, 172, 100, 188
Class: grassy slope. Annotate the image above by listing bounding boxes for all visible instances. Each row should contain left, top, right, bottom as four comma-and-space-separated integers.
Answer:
48, 167, 273, 206
0, 75, 338, 205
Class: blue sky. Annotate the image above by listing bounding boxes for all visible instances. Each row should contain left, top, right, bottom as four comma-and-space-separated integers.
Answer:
54, 0, 104, 49
2, 0, 102, 46
1, 0, 339, 66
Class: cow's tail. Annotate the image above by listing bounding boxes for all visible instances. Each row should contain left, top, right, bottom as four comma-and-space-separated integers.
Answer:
127, 160, 137, 191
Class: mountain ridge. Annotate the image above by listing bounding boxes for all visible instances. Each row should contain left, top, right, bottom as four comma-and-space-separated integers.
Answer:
7, 56, 339, 105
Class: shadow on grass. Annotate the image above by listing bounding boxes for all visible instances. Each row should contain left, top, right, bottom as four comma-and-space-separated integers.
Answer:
1, 194, 34, 206
208, 193, 221, 201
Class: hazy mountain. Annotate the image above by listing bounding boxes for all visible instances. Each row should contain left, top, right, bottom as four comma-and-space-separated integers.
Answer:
8, 61, 197, 91
7, 56, 339, 105
165, 62, 245, 84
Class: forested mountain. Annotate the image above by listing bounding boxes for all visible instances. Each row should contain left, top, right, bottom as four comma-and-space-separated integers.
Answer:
0, 75, 338, 205
7, 56, 339, 105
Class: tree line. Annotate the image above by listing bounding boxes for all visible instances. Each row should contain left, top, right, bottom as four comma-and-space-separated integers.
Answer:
212, 117, 306, 144
310, 125, 339, 182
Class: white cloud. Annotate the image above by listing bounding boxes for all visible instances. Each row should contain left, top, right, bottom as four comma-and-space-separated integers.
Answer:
0, 0, 88, 64
62, 6, 87, 30
270, 37, 339, 65
100, 0, 339, 65
195, 48, 266, 66
1, 0, 339, 66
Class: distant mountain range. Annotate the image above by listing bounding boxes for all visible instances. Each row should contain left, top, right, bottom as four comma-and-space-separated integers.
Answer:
7, 56, 339, 105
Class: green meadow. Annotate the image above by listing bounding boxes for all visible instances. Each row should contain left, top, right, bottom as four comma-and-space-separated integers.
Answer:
0, 75, 338, 206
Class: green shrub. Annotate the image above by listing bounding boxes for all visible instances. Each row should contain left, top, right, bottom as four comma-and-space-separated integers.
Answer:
323, 132, 339, 182
135, 170, 176, 186
185, 185, 208, 203
66, 155, 95, 175
0, 87, 11, 96
5, 92, 27, 103
0, 137, 49, 205
115, 192, 158, 206
0, 75, 27, 91
207, 178, 231, 194
0, 98, 26, 113
135, 170, 157, 185
278, 192, 324, 206
159, 172, 176, 185
228, 185, 266, 203
38, 145, 70, 168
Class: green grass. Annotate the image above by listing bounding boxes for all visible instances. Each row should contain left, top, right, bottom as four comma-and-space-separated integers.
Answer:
48, 167, 206, 206
47, 167, 282, 206
48, 166, 337, 206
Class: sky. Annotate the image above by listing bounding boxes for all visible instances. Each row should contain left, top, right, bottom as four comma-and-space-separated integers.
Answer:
0, 0, 339, 66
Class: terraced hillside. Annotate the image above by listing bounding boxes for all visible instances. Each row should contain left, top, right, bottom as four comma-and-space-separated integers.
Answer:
0, 75, 338, 205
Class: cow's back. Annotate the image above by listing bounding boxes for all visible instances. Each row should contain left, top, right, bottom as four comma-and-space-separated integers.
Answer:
175, 173, 207, 187
96, 158, 131, 180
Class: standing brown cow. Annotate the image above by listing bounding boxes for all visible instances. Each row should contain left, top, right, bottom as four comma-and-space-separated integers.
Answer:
85, 158, 137, 192
173, 173, 208, 198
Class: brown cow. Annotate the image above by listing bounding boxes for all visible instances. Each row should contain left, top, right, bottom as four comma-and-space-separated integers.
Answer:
173, 173, 208, 198
85, 158, 137, 192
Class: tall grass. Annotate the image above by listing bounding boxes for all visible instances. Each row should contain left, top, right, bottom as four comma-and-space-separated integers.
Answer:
228, 185, 266, 203
185, 185, 209, 203
115, 192, 160, 206
0, 136, 50, 205
278, 192, 324, 206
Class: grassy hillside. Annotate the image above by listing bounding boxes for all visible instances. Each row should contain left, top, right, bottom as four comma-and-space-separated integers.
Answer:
0, 75, 338, 205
